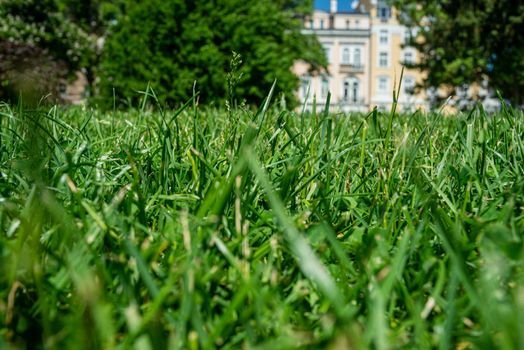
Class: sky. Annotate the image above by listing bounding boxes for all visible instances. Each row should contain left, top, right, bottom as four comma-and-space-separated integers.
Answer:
314, 0, 360, 12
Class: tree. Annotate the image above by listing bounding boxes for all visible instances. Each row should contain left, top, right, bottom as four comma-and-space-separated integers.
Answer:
56, 0, 125, 35
97, 0, 326, 108
0, 0, 95, 103
392, 0, 524, 106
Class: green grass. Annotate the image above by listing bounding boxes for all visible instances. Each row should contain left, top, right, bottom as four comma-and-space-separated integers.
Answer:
0, 92, 523, 349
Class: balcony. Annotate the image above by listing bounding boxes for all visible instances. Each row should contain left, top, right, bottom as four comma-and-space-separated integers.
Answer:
339, 98, 368, 113
301, 28, 370, 38
340, 97, 366, 105
339, 63, 365, 73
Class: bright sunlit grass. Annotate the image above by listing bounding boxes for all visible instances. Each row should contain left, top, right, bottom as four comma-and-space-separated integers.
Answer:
0, 91, 523, 349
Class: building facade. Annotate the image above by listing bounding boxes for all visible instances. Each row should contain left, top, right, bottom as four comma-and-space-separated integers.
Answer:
293, 0, 427, 112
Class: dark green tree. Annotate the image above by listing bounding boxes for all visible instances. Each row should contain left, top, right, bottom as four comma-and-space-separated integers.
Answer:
97, 0, 326, 107
57, 0, 126, 35
392, 0, 524, 106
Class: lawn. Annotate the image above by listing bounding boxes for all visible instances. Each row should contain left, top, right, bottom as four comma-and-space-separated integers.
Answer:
0, 92, 523, 349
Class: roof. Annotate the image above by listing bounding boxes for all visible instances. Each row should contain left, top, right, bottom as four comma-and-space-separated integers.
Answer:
313, 0, 361, 13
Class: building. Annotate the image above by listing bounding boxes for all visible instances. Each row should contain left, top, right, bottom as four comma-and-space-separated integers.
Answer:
293, 0, 427, 112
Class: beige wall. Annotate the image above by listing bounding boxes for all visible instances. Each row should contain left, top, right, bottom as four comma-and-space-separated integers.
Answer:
295, 2, 429, 112
333, 14, 370, 30
323, 36, 370, 106
368, 2, 426, 111
297, 9, 372, 112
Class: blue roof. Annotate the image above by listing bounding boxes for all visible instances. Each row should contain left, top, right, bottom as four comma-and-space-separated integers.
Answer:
314, 0, 360, 12
314, 0, 330, 11
339, 1, 360, 12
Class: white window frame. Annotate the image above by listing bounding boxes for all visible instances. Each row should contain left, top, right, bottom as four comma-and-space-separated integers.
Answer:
377, 76, 390, 94
377, 2, 391, 21
378, 51, 389, 67
351, 79, 360, 103
343, 77, 360, 103
403, 76, 415, 95
323, 44, 333, 64
341, 47, 351, 64
403, 28, 411, 44
301, 76, 311, 99
321, 76, 330, 99
403, 51, 414, 65
353, 47, 362, 66
403, 51, 415, 64
343, 80, 350, 101
379, 29, 389, 45
341, 45, 365, 66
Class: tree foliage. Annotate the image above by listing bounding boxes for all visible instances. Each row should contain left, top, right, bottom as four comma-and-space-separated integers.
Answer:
56, 0, 127, 35
393, 0, 524, 105
98, 0, 326, 107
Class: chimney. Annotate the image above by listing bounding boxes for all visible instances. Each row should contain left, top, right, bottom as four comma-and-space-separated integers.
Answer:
330, 0, 337, 13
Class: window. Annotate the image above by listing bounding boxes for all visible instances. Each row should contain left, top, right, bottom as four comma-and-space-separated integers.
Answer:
404, 76, 415, 94
355, 20, 360, 28
379, 51, 389, 67
352, 80, 359, 102
403, 29, 411, 44
379, 29, 389, 44
403, 51, 414, 65
321, 77, 330, 99
324, 45, 332, 63
346, 20, 350, 29
342, 47, 350, 64
380, 7, 389, 18
320, 19, 324, 29
378, 4, 391, 20
309, 19, 314, 29
343, 78, 360, 102
353, 48, 361, 66
378, 77, 389, 94
301, 76, 311, 98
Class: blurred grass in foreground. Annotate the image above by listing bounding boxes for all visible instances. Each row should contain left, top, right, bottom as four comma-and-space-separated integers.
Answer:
0, 92, 523, 349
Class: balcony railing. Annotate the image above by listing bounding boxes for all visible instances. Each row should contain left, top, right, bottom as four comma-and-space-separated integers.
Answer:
340, 63, 365, 73
340, 97, 366, 105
